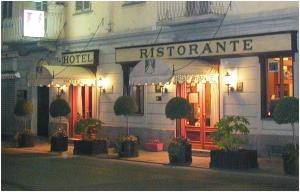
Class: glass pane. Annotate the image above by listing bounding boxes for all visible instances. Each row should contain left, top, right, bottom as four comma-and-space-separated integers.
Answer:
187, 83, 200, 126
283, 57, 293, 97
267, 58, 281, 116
76, 1, 83, 11
84, 1, 90, 10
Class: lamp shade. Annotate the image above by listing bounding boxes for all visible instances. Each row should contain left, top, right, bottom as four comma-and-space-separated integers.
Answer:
224, 72, 231, 85
188, 93, 198, 103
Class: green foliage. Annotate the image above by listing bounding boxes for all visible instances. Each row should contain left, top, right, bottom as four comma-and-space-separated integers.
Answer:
115, 135, 138, 153
49, 96, 71, 118
165, 97, 192, 120
273, 97, 298, 125
168, 137, 190, 161
75, 118, 103, 140
14, 99, 33, 117
114, 96, 138, 116
210, 116, 250, 151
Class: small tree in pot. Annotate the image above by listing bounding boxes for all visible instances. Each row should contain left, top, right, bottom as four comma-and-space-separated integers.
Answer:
73, 117, 107, 155
49, 96, 71, 152
273, 97, 299, 175
113, 96, 139, 157
165, 97, 192, 165
209, 116, 258, 169
14, 99, 34, 147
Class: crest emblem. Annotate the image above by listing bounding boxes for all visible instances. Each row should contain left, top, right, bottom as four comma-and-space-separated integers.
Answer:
145, 59, 155, 74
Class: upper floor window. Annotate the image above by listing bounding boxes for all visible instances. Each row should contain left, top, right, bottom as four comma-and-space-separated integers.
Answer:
261, 56, 294, 118
36, 1, 48, 12
123, 1, 145, 6
2, 1, 12, 19
75, 1, 91, 12
122, 64, 144, 115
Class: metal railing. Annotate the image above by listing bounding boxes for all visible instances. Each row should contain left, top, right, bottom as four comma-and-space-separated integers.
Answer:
157, 1, 226, 22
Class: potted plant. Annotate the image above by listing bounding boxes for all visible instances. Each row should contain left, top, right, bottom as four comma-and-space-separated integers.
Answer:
273, 97, 298, 175
115, 135, 139, 157
49, 96, 71, 152
168, 137, 192, 165
14, 99, 34, 147
165, 97, 192, 165
113, 96, 139, 157
73, 117, 107, 155
209, 115, 258, 169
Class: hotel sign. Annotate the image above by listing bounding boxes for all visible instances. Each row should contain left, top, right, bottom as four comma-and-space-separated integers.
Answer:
62, 50, 99, 66
116, 33, 292, 62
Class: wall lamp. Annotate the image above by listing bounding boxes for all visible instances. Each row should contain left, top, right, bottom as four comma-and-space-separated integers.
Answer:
54, 84, 64, 96
224, 71, 243, 96
155, 84, 168, 96
97, 77, 113, 96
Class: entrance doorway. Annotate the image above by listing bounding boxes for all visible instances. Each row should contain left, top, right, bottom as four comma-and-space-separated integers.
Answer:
176, 81, 219, 150
69, 85, 93, 138
37, 86, 49, 136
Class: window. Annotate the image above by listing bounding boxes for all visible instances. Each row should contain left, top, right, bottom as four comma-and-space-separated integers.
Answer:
36, 1, 47, 11
75, 1, 91, 12
261, 56, 294, 118
122, 64, 145, 114
123, 1, 145, 6
2, 1, 12, 19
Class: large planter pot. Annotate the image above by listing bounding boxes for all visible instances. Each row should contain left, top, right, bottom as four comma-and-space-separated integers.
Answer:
282, 152, 299, 175
210, 149, 258, 169
18, 134, 34, 147
51, 136, 68, 152
73, 140, 108, 155
118, 141, 139, 157
168, 144, 192, 165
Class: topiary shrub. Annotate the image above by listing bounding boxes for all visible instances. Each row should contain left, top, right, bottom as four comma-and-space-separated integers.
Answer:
273, 97, 299, 146
114, 96, 138, 135
14, 99, 33, 130
49, 96, 71, 120
165, 97, 192, 120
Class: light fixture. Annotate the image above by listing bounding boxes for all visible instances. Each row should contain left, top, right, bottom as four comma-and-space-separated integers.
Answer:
54, 84, 64, 96
97, 77, 113, 96
224, 71, 234, 96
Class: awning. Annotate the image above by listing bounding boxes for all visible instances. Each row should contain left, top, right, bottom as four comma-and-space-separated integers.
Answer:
129, 59, 218, 85
28, 65, 96, 87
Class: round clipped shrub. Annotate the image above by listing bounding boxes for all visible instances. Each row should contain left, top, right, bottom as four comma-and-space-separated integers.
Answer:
273, 97, 298, 125
50, 96, 71, 118
14, 99, 33, 117
114, 96, 138, 116
165, 97, 192, 120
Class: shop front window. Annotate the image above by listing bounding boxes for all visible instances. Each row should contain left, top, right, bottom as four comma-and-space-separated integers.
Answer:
262, 56, 293, 117
122, 64, 144, 115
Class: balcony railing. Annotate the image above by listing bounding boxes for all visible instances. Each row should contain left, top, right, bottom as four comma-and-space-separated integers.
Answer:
157, 1, 226, 23
1, 11, 65, 43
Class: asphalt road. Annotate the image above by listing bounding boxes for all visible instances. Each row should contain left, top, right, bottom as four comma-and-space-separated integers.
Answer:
1, 151, 299, 191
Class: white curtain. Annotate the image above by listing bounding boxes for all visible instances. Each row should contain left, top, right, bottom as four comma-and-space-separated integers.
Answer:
210, 83, 219, 127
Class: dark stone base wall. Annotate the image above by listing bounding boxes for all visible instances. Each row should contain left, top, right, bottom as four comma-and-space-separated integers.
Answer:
98, 126, 175, 150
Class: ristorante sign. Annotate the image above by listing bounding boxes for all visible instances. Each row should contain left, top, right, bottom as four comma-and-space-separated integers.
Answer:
62, 50, 99, 66
115, 33, 292, 62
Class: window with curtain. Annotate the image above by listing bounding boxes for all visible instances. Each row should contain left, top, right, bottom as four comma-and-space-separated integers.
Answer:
2, 1, 12, 19
75, 1, 91, 13
261, 56, 294, 118
122, 64, 144, 115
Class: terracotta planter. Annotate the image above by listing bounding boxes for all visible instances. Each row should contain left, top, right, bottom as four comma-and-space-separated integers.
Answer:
168, 144, 192, 165
118, 141, 139, 157
51, 136, 68, 152
18, 134, 34, 147
73, 140, 108, 155
210, 149, 258, 169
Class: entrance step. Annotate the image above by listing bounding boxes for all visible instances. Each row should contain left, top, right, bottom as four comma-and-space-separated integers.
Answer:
192, 149, 211, 157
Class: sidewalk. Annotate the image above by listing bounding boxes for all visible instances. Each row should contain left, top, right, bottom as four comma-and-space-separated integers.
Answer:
2, 138, 286, 176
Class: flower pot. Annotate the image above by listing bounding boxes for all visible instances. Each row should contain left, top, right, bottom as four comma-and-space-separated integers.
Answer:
51, 136, 68, 152
145, 142, 164, 152
210, 149, 258, 169
18, 134, 34, 147
282, 151, 299, 175
118, 141, 139, 157
73, 140, 108, 155
168, 144, 192, 165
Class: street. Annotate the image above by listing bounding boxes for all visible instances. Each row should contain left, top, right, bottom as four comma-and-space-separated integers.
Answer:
1, 149, 299, 191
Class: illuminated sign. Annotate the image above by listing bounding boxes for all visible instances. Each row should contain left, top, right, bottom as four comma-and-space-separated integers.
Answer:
62, 50, 99, 66
23, 10, 45, 37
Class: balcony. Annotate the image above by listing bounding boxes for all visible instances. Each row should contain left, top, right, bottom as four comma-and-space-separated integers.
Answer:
1, 11, 65, 44
157, 1, 226, 26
